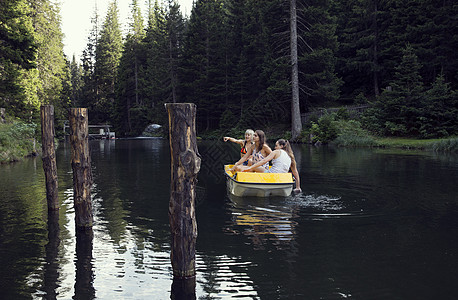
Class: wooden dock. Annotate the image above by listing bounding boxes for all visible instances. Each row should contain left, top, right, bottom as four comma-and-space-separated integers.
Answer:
63, 122, 115, 139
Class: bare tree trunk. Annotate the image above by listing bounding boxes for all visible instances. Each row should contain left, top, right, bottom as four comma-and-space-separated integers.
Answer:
165, 103, 201, 279
170, 38, 177, 103
40, 105, 59, 211
290, 0, 302, 139
373, 1, 380, 97
135, 58, 139, 106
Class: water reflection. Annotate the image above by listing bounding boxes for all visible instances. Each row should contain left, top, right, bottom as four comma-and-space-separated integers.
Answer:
226, 194, 298, 249
74, 230, 95, 300
171, 277, 196, 300
43, 211, 60, 299
1, 140, 458, 299
196, 254, 259, 299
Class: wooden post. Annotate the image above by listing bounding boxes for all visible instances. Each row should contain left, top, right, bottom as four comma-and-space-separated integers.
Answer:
165, 103, 201, 279
0, 108, 5, 123
69, 108, 93, 230
40, 105, 59, 210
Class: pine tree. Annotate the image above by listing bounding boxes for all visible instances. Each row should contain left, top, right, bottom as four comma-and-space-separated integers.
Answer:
94, 0, 123, 123
31, 0, 68, 118
0, 0, 37, 118
332, 0, 384, 99
143, 0, 169, 125
166, 0, 185, 104
181, 0, 226, 131
297, 0, 342, 109
378, 0, 458, 89
70, 55, 84, 106
81, 6, 99, 114
421, 75, 458, 137
376, 44, 424, 136
116, 0, 146, 135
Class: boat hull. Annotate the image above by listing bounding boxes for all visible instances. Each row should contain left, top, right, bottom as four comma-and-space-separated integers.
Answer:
224, 165, 294, 197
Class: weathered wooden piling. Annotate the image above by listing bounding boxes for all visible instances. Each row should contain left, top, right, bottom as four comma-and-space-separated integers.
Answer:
165, 103, 201, 279
40, 105, 59, 210
69, 108, 93, 230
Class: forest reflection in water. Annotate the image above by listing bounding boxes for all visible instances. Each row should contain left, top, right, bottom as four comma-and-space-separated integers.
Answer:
0, 139, 457, 299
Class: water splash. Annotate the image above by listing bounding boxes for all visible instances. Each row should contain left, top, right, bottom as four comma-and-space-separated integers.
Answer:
287, 193, 344, 211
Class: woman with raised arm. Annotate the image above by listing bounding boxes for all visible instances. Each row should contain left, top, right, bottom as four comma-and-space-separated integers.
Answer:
223, 129, 254, 165
245, 139, 301, 193
230, 130, 272, 172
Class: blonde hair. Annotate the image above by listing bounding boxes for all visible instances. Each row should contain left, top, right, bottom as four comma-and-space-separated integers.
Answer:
245, 129, 254, 143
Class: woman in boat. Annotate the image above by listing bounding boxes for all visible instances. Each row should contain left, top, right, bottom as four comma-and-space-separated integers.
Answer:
223, 129, 254, 165
230, 130, 272, 172
245, 139, 302, 193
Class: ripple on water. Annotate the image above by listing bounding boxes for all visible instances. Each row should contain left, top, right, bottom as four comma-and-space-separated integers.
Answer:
287, 193, 344, 211
196, 254, 259, 299
286, 189, 406, 220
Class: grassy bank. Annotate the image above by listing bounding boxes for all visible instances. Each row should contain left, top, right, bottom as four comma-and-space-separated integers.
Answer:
369, 137, 457, 152
201, 125, 458, 153
374, 137, 441, 149
333, 135, 458, 152
0, 121, 39, 163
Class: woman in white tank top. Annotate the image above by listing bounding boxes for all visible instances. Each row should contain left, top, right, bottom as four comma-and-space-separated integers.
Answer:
268, 148, 291, 173
244, 139, 302, 193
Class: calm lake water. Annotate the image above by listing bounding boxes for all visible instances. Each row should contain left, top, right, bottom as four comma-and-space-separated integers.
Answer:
1, 139, 457, 299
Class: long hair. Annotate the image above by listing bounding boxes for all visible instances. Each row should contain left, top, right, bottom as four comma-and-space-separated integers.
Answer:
255, 130, 266, 152
277, 139, 297, 168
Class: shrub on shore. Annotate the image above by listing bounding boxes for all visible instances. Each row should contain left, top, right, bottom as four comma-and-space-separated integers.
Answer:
430, 137, 458, 153
0, 120, 38, 163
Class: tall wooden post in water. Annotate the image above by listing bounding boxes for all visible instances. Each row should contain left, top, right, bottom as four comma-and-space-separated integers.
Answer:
69, 108, 93, 230
40, 105, 59, 210
165, 103, 201, 279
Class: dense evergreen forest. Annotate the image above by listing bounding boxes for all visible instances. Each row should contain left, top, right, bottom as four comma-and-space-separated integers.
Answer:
1, 0, 457, 139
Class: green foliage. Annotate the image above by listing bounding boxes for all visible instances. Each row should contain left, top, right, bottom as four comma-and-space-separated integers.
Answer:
310, 114, 339, 144
94, 0, 123, 123
431, 138, 458, 153
419, 75, 458, 138
354, 92, 369, 105
219, 109, 237, 130
115, 0, 146, 136
332, 119, 377, 147
2, 0, 457, 144
298, 0, 342, 106
372, 44, 425, 136
33, 0, 67, 111
333, 0, 458, 101
375, 137, 439, 150
70, 55, 84, 106
128, 106, 149, 136
0, 0, 37, 119
0, 120, 38, 163
308, 112, 377, 146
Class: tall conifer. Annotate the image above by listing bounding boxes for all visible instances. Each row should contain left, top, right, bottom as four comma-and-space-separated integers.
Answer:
94, 0, 123, 123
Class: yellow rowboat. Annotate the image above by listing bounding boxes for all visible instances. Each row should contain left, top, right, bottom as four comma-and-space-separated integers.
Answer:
224, 164, 294, 197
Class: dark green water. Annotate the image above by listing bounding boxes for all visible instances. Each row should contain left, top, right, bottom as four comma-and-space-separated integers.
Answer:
1, 139, 457, 299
